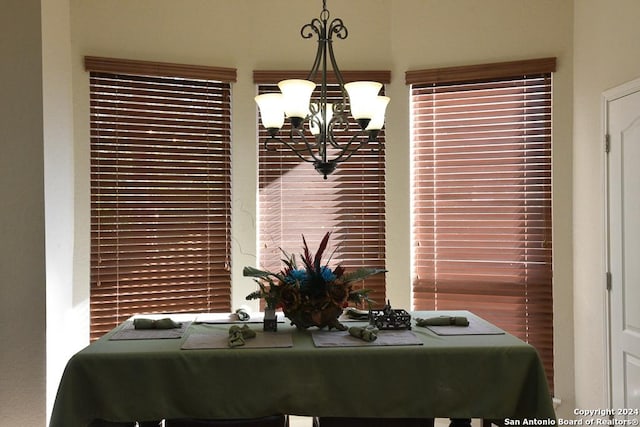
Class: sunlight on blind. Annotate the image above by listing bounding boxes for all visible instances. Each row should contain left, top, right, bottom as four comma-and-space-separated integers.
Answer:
411, 73, 554, 390
89, 67, 232, 340
257, 82, 387, 307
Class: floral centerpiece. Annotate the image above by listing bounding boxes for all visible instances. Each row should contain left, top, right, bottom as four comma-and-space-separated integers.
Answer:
244, 232, 386, 330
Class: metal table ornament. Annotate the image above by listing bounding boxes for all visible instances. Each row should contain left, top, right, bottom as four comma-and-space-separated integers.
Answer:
263, 308, 278, 332
369, 300, 412, 330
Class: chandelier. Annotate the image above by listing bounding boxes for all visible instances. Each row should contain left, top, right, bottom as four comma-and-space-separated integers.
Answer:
254, 0, 390, 179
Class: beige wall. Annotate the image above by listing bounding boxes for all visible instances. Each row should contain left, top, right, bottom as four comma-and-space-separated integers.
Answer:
43, 0, 83, 421
573, 0, 640, 411
0, 1, 47, 426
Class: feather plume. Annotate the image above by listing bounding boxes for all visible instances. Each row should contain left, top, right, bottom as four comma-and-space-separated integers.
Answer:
314, 232, 331, 272
301, 234, 314, 272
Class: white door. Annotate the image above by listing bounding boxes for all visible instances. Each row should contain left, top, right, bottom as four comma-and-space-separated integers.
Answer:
606, 78, 640, 415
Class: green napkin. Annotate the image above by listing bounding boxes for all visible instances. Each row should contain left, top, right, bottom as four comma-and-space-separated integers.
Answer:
228, 324, 257, 347
415, 316, 469, 327
133, 318, 182, 330
345, 307, 370, 320
348, 325, 379, 342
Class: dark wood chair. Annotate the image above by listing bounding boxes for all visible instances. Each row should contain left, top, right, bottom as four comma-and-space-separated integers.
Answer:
89, 415, 287, 427
89, 421, 162, 427
313, 417, 434, 427
164, 415, 288, 427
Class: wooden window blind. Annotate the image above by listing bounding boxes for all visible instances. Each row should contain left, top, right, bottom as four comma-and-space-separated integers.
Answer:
86, 57, 235, 340
254, 71, 389, 307
408, 58, 555, 391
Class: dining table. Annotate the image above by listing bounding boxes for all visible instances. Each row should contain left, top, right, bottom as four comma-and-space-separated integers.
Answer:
49, 310, 556, 427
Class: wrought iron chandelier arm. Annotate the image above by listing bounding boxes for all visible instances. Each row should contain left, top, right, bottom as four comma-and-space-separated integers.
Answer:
327, 39, 346, 89
328, 17, 347, 40
301, 18, 324, 80
301, 18, 323, 40
326, 130, 372, 164
326, 112, 351, 149
263, 131, 322, 164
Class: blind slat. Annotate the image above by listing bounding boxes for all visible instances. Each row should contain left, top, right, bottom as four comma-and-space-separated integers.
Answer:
89, 59, 232, 340
411, 67, 554, 391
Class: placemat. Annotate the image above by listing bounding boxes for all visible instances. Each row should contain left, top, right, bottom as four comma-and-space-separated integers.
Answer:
181, 330, 293, 350
312, 330, 423, 347
109, 321, 191, 340
426, 317, 505, 336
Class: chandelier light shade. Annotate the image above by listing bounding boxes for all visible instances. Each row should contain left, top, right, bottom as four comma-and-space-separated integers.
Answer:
254, 0, 389, 179
366, 95, 391, 131
343, 81, 382, 121
278, 79, 316, 121
255, 93, 285, 130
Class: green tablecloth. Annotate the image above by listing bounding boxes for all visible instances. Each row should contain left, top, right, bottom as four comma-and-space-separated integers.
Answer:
49, 311, 555, 427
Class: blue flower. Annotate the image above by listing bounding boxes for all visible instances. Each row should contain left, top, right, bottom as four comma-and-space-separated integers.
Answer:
321, 266, 336, 283
286, 269, 307, 284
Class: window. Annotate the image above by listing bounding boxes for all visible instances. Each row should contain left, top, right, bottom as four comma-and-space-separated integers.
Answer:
254, 70, 389, 307
408, 58, 555, 390
86, 57, 236, 340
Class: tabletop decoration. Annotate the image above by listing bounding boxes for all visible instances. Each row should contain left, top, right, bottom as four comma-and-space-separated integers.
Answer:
263, 307, 278, 332
244, 232, 385, 330
370, 300, 412, 330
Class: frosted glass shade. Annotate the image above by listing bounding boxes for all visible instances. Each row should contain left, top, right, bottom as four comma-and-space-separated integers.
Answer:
344, 81, 383, 120
255, 93, 285, 129
365, 96, 390, 131
309, 103, 333, 136
278, 79, 316, 119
